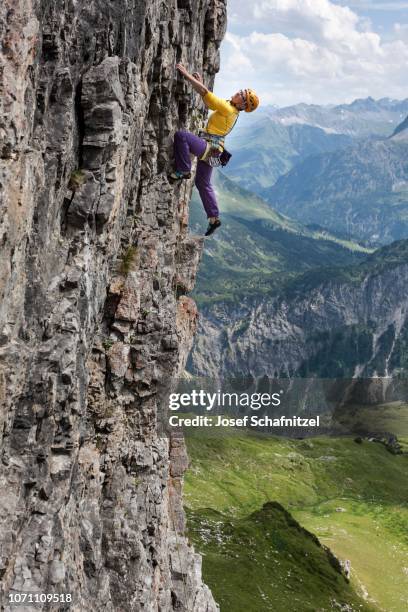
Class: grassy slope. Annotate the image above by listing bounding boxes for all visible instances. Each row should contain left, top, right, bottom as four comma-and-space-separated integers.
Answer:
188, 503, 373, 612
223, 117, 354, 191
184, 406, 408, 611
190, 172, 371, 305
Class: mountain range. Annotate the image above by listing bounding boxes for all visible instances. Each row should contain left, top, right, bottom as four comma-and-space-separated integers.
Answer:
261, 121, 408, 245
189, 101, 408, 382
225, 97, 408, 193
190, 239, 408, 380
257, 97, 408, 136
189, 172, 370, 305
192, 101, 408, 612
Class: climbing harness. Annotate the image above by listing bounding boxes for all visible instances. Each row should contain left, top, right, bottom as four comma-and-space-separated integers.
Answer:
198, 132, 228, 167
198, 109, 238, 167
198, 131, 233, 168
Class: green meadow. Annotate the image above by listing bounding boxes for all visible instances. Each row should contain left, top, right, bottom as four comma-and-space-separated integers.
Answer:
184, 405, 408, 611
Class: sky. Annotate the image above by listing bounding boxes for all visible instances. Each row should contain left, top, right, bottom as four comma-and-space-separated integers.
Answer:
214, 0, 408, 106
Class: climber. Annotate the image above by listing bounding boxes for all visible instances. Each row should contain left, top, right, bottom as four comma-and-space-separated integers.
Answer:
169, 62, 259, 236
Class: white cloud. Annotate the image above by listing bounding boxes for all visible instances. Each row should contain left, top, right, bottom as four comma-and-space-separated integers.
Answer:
344, 2, 408, 9
394, 22, 408, 40
215, 0, 408, 105
253, 0, 360, 43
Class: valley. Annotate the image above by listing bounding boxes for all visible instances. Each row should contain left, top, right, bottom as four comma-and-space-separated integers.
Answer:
185, 98, 408, 612
184, 404, 408, 611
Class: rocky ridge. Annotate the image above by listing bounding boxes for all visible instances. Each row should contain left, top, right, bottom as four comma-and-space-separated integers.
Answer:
190, 242, 408, 383
0, 1, 225, 610
262, 134, 408, 244
392, 114, 408, 138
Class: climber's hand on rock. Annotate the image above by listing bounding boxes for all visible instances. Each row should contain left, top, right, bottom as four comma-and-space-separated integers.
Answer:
176, 62, 189, 77
176, 63, 208, 96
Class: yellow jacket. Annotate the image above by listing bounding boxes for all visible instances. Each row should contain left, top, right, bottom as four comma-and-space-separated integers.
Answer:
203, 92, 239, 136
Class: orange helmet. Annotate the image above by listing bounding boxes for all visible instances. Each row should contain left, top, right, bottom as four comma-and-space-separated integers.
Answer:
244, 88, 259, 112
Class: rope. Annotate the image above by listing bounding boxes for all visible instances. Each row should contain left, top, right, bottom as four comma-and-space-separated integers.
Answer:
167, 473, 192, 611
146, 478, 191, 610
170, 178, 194, 611
173, 179, 189, 301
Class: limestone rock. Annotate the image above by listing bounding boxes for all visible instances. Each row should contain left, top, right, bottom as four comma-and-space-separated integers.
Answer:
0, 0, 225, 609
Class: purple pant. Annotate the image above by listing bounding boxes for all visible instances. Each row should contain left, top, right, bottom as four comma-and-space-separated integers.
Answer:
174, 130, 219, 218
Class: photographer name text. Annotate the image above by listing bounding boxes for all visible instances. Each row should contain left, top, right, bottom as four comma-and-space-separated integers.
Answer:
168, 415, 320, 428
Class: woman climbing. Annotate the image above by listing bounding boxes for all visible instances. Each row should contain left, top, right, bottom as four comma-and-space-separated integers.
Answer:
170, 62, 259, 236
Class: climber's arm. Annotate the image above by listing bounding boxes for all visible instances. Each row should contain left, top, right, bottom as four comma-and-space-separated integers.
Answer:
201, 91, 234, 115
176, 63, 208, 97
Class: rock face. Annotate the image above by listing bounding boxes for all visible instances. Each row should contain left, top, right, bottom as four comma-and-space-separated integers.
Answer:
0, 1, 225, 609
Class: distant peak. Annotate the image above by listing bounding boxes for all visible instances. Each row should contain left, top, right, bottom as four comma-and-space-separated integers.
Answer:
392, 115, 408, 138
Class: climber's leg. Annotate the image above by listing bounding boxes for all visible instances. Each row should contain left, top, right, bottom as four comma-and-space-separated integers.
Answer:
173, 130, 207, 177
195, 160, 220, 219
195, 162, 222, 236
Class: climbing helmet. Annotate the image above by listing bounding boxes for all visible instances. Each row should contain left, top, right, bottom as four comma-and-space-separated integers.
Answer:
243, 88, 259, 112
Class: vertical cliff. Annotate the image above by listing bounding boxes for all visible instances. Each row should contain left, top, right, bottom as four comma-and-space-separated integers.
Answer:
0, 1, 225, 609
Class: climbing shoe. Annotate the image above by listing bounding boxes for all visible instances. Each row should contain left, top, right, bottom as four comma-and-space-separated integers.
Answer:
205, 218, 221, 236
168, 170, 191, 181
